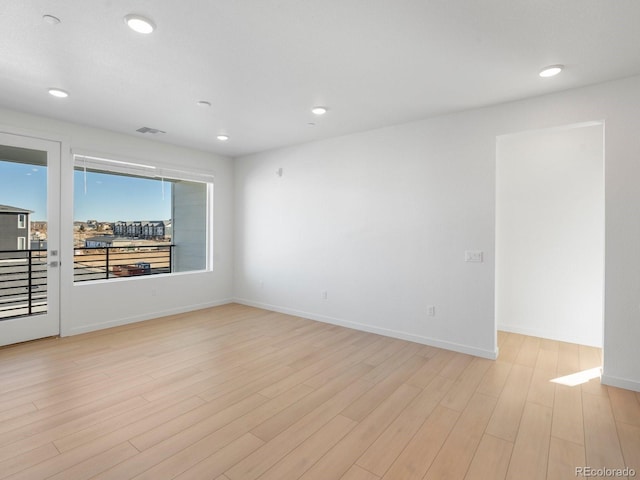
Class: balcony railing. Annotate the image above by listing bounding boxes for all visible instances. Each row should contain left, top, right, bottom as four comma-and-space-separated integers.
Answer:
0, 245, 173, 320
0, 249, 47, 319
73, 244, 173, 282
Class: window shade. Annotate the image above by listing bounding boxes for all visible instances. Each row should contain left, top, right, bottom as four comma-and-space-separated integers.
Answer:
72, 151, 215, 183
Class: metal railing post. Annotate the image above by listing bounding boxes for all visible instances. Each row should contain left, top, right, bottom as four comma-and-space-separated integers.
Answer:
106, 247, 110, 279
27, 250, 33, 315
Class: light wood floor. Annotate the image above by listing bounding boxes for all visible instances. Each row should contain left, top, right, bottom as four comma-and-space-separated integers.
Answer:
0, 304, 638, 480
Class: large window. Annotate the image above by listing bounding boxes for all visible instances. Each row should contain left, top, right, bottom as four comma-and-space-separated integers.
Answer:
72, 153, 213, 282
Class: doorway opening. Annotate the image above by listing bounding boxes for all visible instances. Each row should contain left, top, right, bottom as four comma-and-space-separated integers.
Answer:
495, 122, 604, 349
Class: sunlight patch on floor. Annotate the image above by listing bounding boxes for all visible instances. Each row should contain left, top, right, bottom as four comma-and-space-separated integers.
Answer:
550, 367, 602, 387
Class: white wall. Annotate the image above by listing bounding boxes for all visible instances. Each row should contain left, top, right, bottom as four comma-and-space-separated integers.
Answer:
0, 107, 235, 335
496, 124, 604, 347
234, 112, 498, 358
234, 75, 640, 390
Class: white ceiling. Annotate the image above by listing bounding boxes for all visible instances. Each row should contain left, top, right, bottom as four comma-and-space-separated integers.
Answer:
1, 1, 640, 158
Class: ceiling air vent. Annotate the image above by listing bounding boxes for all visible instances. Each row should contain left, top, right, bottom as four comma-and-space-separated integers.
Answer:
136, 126, 166, 135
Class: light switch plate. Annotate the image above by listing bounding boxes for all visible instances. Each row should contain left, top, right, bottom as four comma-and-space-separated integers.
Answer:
465, 250, 483, 263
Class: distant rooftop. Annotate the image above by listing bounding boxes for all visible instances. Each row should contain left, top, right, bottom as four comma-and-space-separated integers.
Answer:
0, 204, 32, 214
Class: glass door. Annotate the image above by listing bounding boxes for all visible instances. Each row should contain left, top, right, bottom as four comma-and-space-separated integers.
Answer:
0, 132, 60, 346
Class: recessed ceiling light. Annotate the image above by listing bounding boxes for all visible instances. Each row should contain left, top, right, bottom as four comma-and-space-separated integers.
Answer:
124, 14, 155, 34
217, 134, 229, 141
311, 106, 328, 115
42, 14, 61, 25
539, 65, 563, 78
48, 88, 69, 98
197, 100, 212, 107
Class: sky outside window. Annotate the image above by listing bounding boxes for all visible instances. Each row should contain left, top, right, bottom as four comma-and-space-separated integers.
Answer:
0, 160, 47, 219
73, 169, 171, 221
0, 160, 171, 221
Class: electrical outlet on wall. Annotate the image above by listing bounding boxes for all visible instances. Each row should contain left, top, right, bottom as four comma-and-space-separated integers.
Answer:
322, 291, 328, 300
427, 305, 436, 317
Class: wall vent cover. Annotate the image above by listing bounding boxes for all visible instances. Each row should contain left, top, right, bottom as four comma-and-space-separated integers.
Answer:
136, 127, 166, 135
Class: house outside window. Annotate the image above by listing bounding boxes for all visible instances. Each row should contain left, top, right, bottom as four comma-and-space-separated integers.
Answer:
17, 237, 26, 250
0, 205, 32, 253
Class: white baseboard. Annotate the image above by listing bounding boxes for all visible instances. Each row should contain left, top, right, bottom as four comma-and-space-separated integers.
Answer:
234, 297, 498, 360
64, 298, 234, 336
601, 373, 640, 393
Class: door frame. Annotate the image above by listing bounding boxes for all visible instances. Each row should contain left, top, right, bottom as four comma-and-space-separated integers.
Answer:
0, 124, 69, 345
